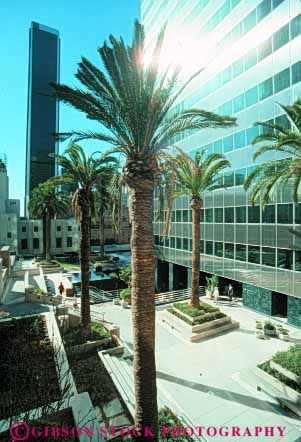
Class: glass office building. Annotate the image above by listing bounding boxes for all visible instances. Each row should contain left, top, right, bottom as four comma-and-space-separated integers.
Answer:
141, 0, 301, 326
25, 22, 60, 215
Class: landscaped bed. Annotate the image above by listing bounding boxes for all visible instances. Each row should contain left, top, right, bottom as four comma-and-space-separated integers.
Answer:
168, 301, 226, 325
0, 316, 61, 419
258, 345, 301, 394
62, 321, 111, 347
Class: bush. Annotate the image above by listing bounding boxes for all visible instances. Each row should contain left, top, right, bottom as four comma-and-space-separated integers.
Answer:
258, 360, 301, 393
272, 345, 301, 376
0, 311, 10, 319
173, 301, 219, 317
168, 307, 226, 326
264, 321, 276, 331
120, 288, 131, 303
158, 407, 194, 441
63, 321, 110, 347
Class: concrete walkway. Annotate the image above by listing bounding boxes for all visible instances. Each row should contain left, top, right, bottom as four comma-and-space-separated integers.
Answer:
96, 301, 301, 442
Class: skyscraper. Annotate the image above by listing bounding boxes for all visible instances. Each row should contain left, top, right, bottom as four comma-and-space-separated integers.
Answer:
25, 21, 60, 215
142, 0, 301, 326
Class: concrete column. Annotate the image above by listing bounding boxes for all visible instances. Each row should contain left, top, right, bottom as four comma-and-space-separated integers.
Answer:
188, 268, 192, 289
168, 262, 174, 291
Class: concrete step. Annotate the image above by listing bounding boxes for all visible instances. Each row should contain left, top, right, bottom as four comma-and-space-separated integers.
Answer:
191, 320, 239, 342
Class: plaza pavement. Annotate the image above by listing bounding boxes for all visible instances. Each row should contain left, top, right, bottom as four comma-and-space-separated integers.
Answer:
95, 300, 301, 442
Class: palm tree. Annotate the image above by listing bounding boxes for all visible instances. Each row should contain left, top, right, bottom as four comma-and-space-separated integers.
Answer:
244, 100, 301, 204
51, 21, 236, 437
162, 149, 230, 308
50, 144, 117, 334
28, 181, 69, 262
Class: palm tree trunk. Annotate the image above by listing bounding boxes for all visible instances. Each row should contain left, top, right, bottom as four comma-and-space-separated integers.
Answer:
129, 184, 158, 440
190, 198, 202, 308
99, 213, 105, 258
79, 190, 91, 334
45, 213, 51, 262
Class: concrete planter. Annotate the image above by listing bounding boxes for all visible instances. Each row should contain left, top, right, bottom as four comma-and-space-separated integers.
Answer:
264, 328, 277, 337
68, 337, 113, 355
191, 316, 229, 333
255, 366, 301, 416
270, 360, 301, 386
172, 305, 218, 324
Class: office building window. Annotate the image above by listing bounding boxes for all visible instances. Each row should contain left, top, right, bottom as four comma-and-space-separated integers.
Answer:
7, 232, 12, 239
225, 207, 234, 223
259, 77, 273, 100
200, 209, 204, 222
205, 208, 213, 223
224, 172, 234, 187
21, 239, 28, 250
189, 239, 192, 251
291, 15, 301, 39
215, 242, 223, 257
68, 226, 72, 231
236, 244, 246, 261
263, 205, 275, 223
183, 210, 188, 222
57, 225, 61, 232
33, 238, 40, 249
245, 86, 258, 107
200, 240, 204, 254
274, 68, 290, 93
273, 23, 289, 51
245, 49, 257, 70
234, 131, 245, 149
295, 251, 301, 271
232, 58, 244, 77
295, 204, 301, 224
22, 226, 26, 233
277, 203, 293, 224
171, 211, 176, 222
258, 37, 272, 61
214, 140, 223, 153
56, 238, 62, 248
225, 243, 234, 259
275, 114, 290, 129
165, 237, 169, 248
170, 237, 175, 248
246, 126, 259, 145
214, 208, 223, 223
233, 94, 244, 113
183, 238, 189, 250
262, 247, 275, 267
176, 210, 182, 222
248, 245, 260, 264
67, 237, 73, 248
223, 135, 233, 153
34, 226, 39, 232
206, 241, 213, 255
257, 0, 271, 22
176, 238, 182, 249
236, 206, 246, 223
244, 10, 256, 33
248, 206, 260, 223
278, 248, 293, 270
292, 61, 301, 85
235, 168, 246, 186
154, 235, 159, 245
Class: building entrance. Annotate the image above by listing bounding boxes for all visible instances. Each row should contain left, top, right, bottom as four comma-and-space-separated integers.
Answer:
272, 292, 288, 318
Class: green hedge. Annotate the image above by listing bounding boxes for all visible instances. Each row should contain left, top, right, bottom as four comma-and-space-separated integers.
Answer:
258, 360, 301, 393
63, 321, 110, 346
272, 345, 301, 376
172, 301, 219, 317
168, 307, 226, 326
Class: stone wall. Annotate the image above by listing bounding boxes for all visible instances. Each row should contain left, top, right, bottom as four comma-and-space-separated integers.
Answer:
242, 283, 272, 316
288, 296, 301, 328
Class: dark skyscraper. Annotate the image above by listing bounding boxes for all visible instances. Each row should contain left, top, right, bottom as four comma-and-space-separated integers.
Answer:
25, 22, 60, 215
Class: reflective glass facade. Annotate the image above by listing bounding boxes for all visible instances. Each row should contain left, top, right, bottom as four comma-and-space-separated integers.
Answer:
25, 22, 60, 214
143, 0, 301, 303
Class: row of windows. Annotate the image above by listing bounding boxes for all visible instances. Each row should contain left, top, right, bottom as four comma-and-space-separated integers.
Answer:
158, 204, 301, 225
173, 59, 301, 145
175, 0, 288, 112
189, 113, 288, 157
202, 0, 240, 34
20, 237, 73, 250
155, 237, 298, 272
21, 225, 73, 233
217, 60, 301, 117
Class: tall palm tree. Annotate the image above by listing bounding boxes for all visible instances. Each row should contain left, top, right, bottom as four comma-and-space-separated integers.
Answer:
50, 144, 117, 334
162, 149, 230, 308
244, 100, 301, 204
51, 21, 236, 437
28, 181, 69, 262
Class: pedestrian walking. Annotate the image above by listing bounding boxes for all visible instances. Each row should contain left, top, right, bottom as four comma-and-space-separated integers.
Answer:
228, 283, 234, 303
213, 286, 219, 304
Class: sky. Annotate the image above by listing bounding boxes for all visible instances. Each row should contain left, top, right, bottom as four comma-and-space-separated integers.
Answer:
0, 0, 140, 213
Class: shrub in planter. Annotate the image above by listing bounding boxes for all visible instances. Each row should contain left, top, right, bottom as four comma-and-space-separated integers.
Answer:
264, 321, 277, 336
120, 288, 131, 305
0, 311, 10, 320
